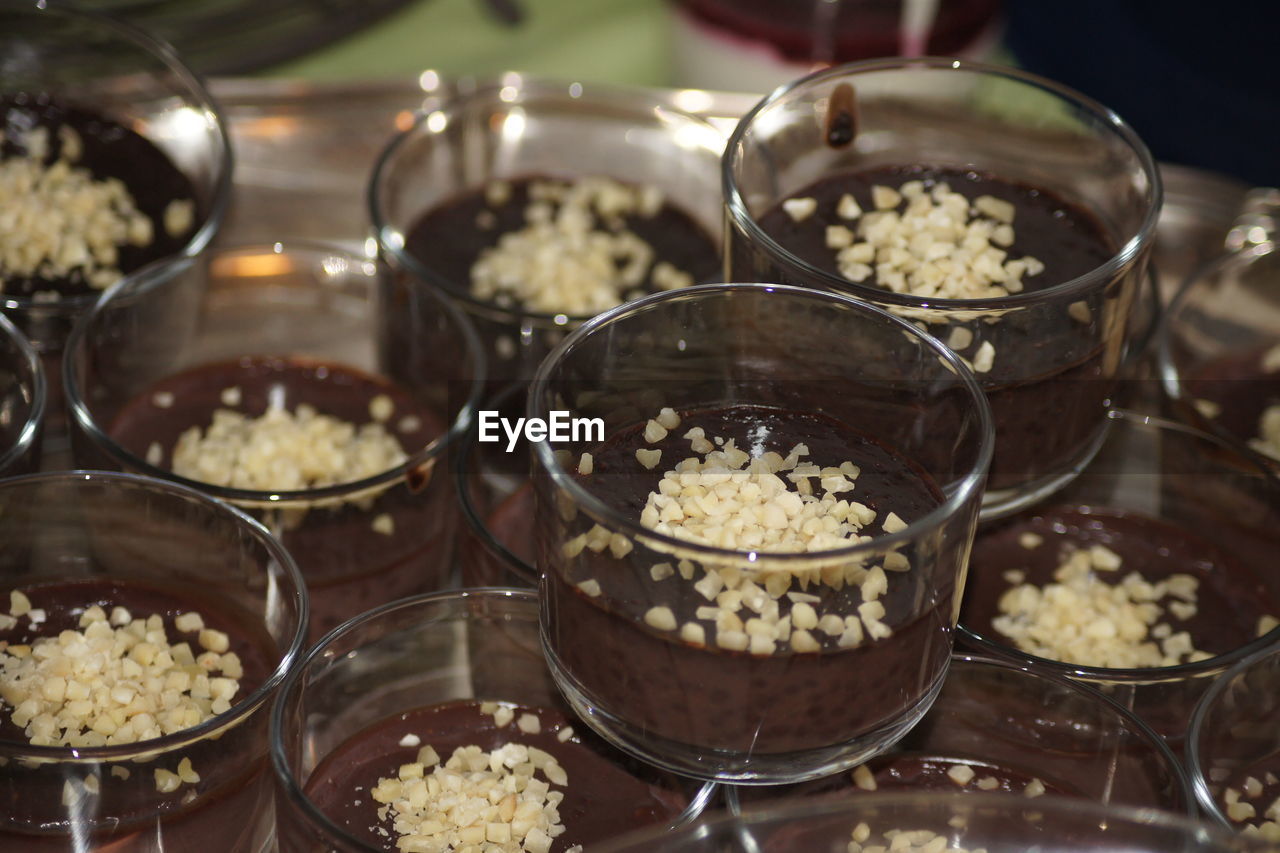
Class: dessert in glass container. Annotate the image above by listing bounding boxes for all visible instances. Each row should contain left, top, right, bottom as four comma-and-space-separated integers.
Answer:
0, 4, 231, 444
1189, 645, 1280, 844
369, 79, 724, 391
593, 790, 1258, 853
0, 311, 45, 477
65, 243, 482, 641
531, 282, 992, 783
960, 410, 1280, 745
0, 470, 307, 852
1159, 196, 1280, 468
724, 58, 1162, 518
734, 653, 1190, 813
271, 588, 711, 853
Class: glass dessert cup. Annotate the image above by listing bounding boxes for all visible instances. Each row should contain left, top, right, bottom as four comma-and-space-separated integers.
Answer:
271, 588, 714, 852
1158, 234, 1280, 468
731, 652, 1191, 813
593, 790, 1261, 853
456, 385, 539, 588
0, 3, 232, 446
64, 242, 484, 642
959, 410, 1280, 747
530, 282, 994, 784
0, 310, 46, 478
368, 78, 726, 392
723, 58, 1162, 520
1188, 645, 1280, 841
0, 470, 307, 852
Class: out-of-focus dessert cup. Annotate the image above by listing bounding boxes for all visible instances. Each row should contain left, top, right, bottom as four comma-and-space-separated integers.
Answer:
723, 58, 1161, 519
1159, 193, 1280, 468
65, 243, 483, 641
271, 588, 712, 852
531, 282, 993, 783
1188, 644, 1280, 843
0, 3, 231, 447
369, 79, 724, 392
0, 470, 307, 852
0, 311, 45, 477
960, 410, 1280, 745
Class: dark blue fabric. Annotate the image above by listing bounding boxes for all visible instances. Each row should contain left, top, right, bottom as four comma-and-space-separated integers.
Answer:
1005, 0, 1280, 186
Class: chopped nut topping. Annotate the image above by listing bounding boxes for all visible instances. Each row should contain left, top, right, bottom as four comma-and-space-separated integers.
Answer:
782, 197, 817, 222
469, 177, 694, 315
946, 763, 975, 785
370, 741, 568, 852
635, 448, 662, 469
1248, 404, 1280, 463
576, 452, 593, 476
171, 403, 406, 492
852, 764, 877, 791
992, 544, 1209, 668
0, 124, 192, 293
0, 600, 240, 749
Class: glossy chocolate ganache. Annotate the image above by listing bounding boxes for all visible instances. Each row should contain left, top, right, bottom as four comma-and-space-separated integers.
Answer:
0, 578, 278, 851
754, 166, 1120, 491
542, 404, 954, 757
300, 701, 687, 852
104, 356, 450, 640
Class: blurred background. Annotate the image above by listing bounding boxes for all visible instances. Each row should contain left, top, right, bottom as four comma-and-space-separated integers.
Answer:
76, 0, 1279, 186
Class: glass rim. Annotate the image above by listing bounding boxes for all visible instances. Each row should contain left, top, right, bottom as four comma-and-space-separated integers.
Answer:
0, 1, 234, 315
63, 240, 486, 506
0, 468, 309, 761
1186, 643, 1280, 832
0, 311, 46, 473
595, 789, 1239, 852
366, 77, 727, 326
269, 586, 537, 853
722, 56, 1164, 311
1157, 241, 1276, 405
952, 651, 1192, 812
528, 281, 995, 566
959, 409, 1280, 681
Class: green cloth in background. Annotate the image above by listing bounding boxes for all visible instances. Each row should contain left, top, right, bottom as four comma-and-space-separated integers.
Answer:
266, 0, 673, 87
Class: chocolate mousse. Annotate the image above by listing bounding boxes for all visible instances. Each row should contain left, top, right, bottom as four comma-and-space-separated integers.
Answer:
542, 404, 953, 758
102, 356, 451, 640
394, 175, 720, 381
754, 166, 1118, 492
0, 578, 277, 850
1179, 343, 1280, 465
295, 700, 687, 852
963, 506, 1280, 736
0, 93, 200, 300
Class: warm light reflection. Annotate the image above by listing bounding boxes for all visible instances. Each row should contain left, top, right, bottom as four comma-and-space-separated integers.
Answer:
211, 252, 296, 279
672, 88, 715, 114
426, 111, 448, 133
394, 110, 416, 132
418, 69, 441, 92
233, 115, 301, 139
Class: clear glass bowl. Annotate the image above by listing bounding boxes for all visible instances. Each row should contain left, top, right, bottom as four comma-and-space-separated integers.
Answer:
0, 311, 45, 478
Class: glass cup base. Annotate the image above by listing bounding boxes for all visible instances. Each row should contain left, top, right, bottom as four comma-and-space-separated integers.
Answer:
543, 627, 949, 785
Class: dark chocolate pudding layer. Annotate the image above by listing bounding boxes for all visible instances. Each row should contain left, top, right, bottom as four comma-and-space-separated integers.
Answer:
963, 507, 1280, 738
542, 405, 954, 756
0, 578, 278, 851
103, 356, 452, 640
0, 93, 200, 299
1179, 345, 1280, 464
300, 701, 687, 852
755, 166, 1119, 491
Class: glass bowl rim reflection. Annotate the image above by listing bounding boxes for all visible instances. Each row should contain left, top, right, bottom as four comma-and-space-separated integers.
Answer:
722, 56, 1163, 312
1186, 643, 1280, 831
959, 409, 1280, 681
0, 468, 309, 761
1156, 241, 1276, 411
0, 2, 234, 314
594, 789, 1249, 852
367, 77, 727, 326
268, 586, 541, 853
528, 281, 995, 567
0, 311, 46, 474
63, 240, 486, 506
